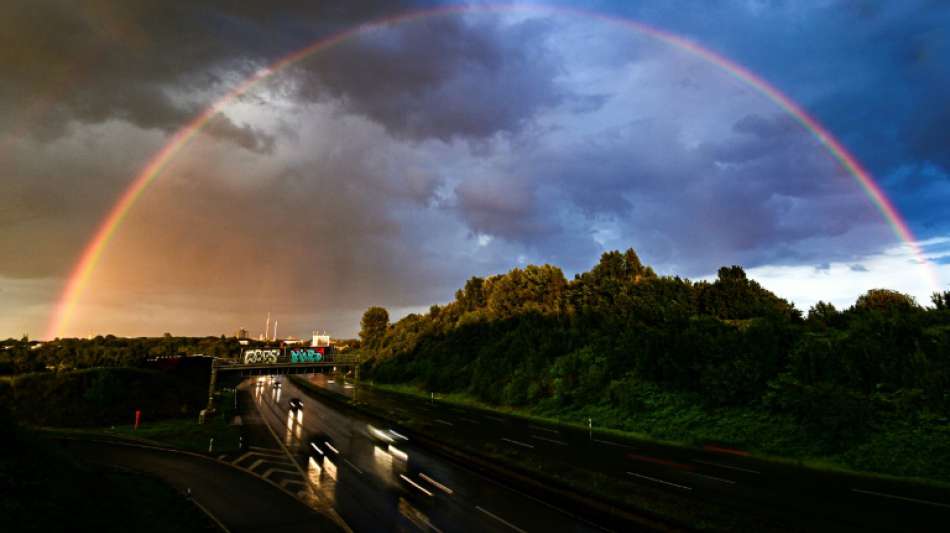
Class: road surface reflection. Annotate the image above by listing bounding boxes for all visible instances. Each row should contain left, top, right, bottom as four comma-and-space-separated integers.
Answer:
249, 376, 601, 533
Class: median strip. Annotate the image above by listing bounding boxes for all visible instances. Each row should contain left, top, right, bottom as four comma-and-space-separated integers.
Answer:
692, 459, 760, 474
852, 488, 950, 509
531, 435, 568, 446
502, 437, 535, 449
627, 472, 692, 491
592, 438, 636, 450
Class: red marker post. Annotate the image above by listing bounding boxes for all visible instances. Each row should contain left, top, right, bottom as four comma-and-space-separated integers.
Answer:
134, 409, 142, 431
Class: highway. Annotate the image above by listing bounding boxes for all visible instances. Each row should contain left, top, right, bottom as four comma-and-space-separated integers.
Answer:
249, 376, 611, 533
304, 375, 950, 532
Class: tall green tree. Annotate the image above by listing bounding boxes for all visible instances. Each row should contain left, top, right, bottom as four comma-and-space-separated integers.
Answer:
359, 307, 390, 349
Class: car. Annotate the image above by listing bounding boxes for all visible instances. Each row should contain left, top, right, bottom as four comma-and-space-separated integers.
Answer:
272, 380, 281, 389
289, 398, 303, 410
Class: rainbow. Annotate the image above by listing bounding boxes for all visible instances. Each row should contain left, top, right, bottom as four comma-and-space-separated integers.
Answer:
44, 3, 939, 339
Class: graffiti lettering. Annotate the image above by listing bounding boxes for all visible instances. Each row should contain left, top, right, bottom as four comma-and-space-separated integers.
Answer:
244, 349, 279, 364
290, 348, 324, 363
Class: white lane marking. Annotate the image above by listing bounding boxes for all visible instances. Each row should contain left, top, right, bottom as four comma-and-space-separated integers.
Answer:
310, 442, 324, 455
324, 442, 339, 454
484, 415, 505, 422
434, 419, 454, 426
460, 417, 481, 424
852, 488, 950, 509
592, 438, 636, 450
389, 429, 409, 440
344, 458, 363, 475
475, 506, 528, 533
531, 435, 568, 446
401, 474, 434, 496
693, 459, 760, 474
627, 472, 692, 491
688, 471, 736, 485
530, 425, 559, 434
501, 437, 535, 449
419, 472, 454, 495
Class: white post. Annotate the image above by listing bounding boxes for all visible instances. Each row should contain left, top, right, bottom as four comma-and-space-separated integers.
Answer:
208, 437, 214, 453
588, 418, 592, 441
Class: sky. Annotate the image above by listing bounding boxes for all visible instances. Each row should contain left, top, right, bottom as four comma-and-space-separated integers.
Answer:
1, 0, 948, 340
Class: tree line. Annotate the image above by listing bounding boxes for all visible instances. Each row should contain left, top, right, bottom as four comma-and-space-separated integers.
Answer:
0, 334, 253, 375
361, 250, 950, 448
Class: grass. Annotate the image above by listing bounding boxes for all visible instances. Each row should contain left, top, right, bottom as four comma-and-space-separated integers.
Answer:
370, 381, 950, 487
41, 389, 242, 455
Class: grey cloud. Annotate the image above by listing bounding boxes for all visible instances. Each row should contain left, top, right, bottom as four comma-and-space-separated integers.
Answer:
291, 16, 567, 142
0, 0, 441, 150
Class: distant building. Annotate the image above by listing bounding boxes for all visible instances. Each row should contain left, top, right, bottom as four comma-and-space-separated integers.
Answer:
236, 328, 248, 340
312, 333, 331, 347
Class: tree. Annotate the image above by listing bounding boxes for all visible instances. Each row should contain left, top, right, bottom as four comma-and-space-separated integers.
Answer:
853, 289, 917, 313
931, 291, 950, 311
697, 265, 798, 320
806, 301, 841, 329
359, 307, 389, 349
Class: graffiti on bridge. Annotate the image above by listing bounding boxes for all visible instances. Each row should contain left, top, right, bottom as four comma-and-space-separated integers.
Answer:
290, 348, 325, 363
243, 349, 280, 364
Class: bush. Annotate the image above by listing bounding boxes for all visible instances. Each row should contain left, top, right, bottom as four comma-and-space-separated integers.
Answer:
8, 368, 204, 427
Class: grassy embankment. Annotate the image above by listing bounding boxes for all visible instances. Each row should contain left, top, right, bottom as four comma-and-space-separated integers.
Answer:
1, 367, 241, 453
372, 380, 950, 486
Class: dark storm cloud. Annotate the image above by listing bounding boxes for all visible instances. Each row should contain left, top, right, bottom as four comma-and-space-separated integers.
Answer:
291, 16, 566, 142
0, 1, 567, 149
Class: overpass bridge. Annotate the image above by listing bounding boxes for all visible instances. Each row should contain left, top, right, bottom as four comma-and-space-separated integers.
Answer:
204, 353, 361, 415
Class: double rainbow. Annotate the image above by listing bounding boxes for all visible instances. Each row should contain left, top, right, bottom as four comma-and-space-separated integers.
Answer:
44, 3, 938, 339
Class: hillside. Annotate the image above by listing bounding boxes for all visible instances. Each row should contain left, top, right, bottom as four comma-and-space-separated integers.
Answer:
362, 250, 950, 480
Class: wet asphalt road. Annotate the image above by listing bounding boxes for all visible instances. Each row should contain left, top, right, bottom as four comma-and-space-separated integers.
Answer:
250, 376, 609, 533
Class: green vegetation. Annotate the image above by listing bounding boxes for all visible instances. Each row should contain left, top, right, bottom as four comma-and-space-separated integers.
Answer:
1, 367, 206, 427
0, 334, 246, 374
43, 389, 242, 454
361, 249, 950, 482
1, 407, 218, 533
